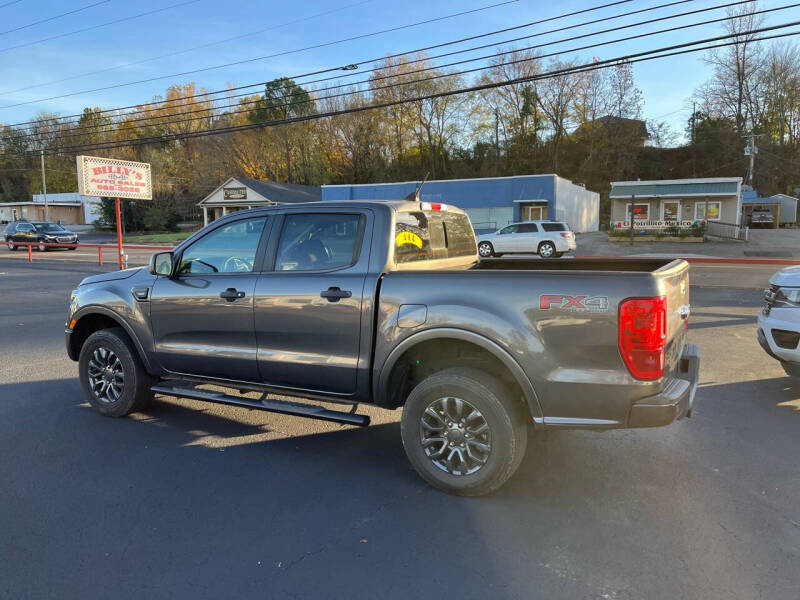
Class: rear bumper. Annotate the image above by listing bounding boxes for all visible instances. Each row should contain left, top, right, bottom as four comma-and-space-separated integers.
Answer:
628, 343, 700, 428
555, 238, 577, 252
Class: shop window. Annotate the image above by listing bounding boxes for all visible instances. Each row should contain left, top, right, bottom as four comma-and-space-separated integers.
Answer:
625, 203, 650, 220
694, 202, 721, 221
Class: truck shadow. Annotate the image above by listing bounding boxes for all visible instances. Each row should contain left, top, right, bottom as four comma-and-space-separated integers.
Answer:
687, 310, 757, 330
4, 375, 798, 598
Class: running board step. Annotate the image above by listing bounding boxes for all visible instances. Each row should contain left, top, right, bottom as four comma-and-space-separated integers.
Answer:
151, 383, 370, 427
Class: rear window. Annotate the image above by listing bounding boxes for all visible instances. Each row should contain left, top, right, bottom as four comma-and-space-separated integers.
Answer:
541, 222, 568, 232
394, 210, 477, 264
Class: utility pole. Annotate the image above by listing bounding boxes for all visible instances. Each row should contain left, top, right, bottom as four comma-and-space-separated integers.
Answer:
40, 149, 48, 221
691, 101, 696, 178
629, 195, 635, 246
745, 132, 760, 187
494, 107, 500, 176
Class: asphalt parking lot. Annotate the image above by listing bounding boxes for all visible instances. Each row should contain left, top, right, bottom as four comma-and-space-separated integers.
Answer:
1, 256, 798, 600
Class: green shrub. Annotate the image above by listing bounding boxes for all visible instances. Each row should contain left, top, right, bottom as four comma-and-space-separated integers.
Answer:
142, 203, 180, 232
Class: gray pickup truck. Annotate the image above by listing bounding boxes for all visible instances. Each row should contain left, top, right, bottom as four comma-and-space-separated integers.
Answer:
66, 200, 699, 495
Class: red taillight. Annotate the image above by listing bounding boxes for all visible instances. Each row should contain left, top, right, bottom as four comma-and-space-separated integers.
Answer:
559, 232, 570, 238
618, 296, 667, 380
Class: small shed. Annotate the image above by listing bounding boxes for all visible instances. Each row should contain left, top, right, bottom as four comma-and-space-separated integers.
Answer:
770, 194, 798, 225
198, 176, 321, 225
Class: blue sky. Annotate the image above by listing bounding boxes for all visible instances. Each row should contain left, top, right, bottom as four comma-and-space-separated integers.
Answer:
0, 0, 796, 138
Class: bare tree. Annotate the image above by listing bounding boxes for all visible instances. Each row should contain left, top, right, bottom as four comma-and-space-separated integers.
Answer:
702, 1, 766, 132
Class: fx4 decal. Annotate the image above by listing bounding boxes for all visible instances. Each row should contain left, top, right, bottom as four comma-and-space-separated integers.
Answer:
539, 294, 609, 313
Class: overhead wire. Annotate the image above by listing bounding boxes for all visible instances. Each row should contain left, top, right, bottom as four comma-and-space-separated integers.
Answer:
29, 26, 800, 157
10, 0, 696, 132
0, 0, 376, 95
5, 0, 727, 134
15, 1, 799, 145
0, 0, 202, 54
0, 0, 521, 110
0, 0, 110, 36
2, 0, 634, 123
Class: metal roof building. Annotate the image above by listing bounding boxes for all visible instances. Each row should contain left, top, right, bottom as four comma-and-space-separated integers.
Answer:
609, 177, 743, 226
322, 174, 600, 233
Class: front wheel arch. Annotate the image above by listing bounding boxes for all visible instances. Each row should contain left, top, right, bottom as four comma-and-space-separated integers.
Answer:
69, 309, 154, 374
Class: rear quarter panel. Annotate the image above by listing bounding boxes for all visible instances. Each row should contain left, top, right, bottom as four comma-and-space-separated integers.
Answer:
376, 263, 689, 427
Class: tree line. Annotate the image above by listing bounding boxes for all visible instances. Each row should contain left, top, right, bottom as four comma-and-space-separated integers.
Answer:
1, 2, 798, 227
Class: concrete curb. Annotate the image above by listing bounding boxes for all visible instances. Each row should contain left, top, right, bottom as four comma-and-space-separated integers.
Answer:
574, 254, 800, 265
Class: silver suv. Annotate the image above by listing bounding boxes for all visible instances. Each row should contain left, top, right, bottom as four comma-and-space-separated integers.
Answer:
476, 221, 576, 258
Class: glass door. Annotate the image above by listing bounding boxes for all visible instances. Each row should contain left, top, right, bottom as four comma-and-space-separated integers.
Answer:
521, 205, 546, 221
663, 201, 680, 222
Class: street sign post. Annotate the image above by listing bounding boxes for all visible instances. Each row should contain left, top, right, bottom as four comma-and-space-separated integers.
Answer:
76, 156, 152, 269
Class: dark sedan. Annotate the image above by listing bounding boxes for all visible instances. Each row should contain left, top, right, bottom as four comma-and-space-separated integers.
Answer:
5, 221, 79, 251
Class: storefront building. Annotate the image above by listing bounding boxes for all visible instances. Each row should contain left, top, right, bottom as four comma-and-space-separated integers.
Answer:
609, 177, 743, 228
198, 177, 321, 225
0, 192, 101, 225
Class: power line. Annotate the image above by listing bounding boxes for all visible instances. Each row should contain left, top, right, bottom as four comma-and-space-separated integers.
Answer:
17, 0, 796, 143
4, 0, 635, 124
0, 0, 23, 9
0, 0, 110, 36
0, 0, 375, 95
0, 0, 201, 54
2, 0, 681, 126
13, 0, 694, 135
27, 27, 800, 157
0, 0, 520, 111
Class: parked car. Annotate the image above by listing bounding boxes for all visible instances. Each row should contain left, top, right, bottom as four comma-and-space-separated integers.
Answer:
758, 265, 800, 377
5, 221, 79, 251
750, 210, 775, 227
65, 200, 698, 496
476, 221, 576, 258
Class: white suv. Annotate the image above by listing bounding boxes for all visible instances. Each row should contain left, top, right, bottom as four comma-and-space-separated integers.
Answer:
477, 221, 576, 258
758, 265, 800, 377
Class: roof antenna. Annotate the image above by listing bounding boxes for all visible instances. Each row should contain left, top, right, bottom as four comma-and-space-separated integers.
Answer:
405, 172, 429, 202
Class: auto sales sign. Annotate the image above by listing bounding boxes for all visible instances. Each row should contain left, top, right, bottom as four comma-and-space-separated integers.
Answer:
76, 155, 152, 200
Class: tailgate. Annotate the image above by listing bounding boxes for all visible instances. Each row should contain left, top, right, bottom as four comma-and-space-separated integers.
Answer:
657, 260, 691, 377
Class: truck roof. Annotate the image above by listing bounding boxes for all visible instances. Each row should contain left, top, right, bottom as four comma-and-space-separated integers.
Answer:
214, 199, 468, 218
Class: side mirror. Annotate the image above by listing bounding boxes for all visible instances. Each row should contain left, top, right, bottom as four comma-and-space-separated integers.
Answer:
149, 251, 174, 276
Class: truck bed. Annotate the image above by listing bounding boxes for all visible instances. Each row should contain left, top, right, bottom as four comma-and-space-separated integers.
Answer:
471, 257, 680, 272
376, 257, 690, 427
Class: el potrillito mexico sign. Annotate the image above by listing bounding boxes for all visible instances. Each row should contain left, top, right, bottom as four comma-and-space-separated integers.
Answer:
76, 155, 152, 200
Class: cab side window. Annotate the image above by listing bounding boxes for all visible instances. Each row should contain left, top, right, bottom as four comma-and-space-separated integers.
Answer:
178, 217, 267, 274
275, 213, 364, 272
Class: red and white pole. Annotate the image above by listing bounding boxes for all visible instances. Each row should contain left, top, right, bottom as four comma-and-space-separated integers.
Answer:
115, 197, 125, 269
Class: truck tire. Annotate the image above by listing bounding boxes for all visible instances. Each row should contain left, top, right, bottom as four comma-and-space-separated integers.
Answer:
6, 240, 16, 251
78, 327, 155, 417
538, 241, 556, 258
400, 367, 527, 496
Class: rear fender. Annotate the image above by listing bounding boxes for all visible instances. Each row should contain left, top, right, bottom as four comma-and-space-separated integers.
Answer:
376, 328, 544, 426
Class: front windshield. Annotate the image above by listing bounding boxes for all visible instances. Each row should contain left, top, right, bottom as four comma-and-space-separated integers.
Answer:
33, 223, 66, 233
